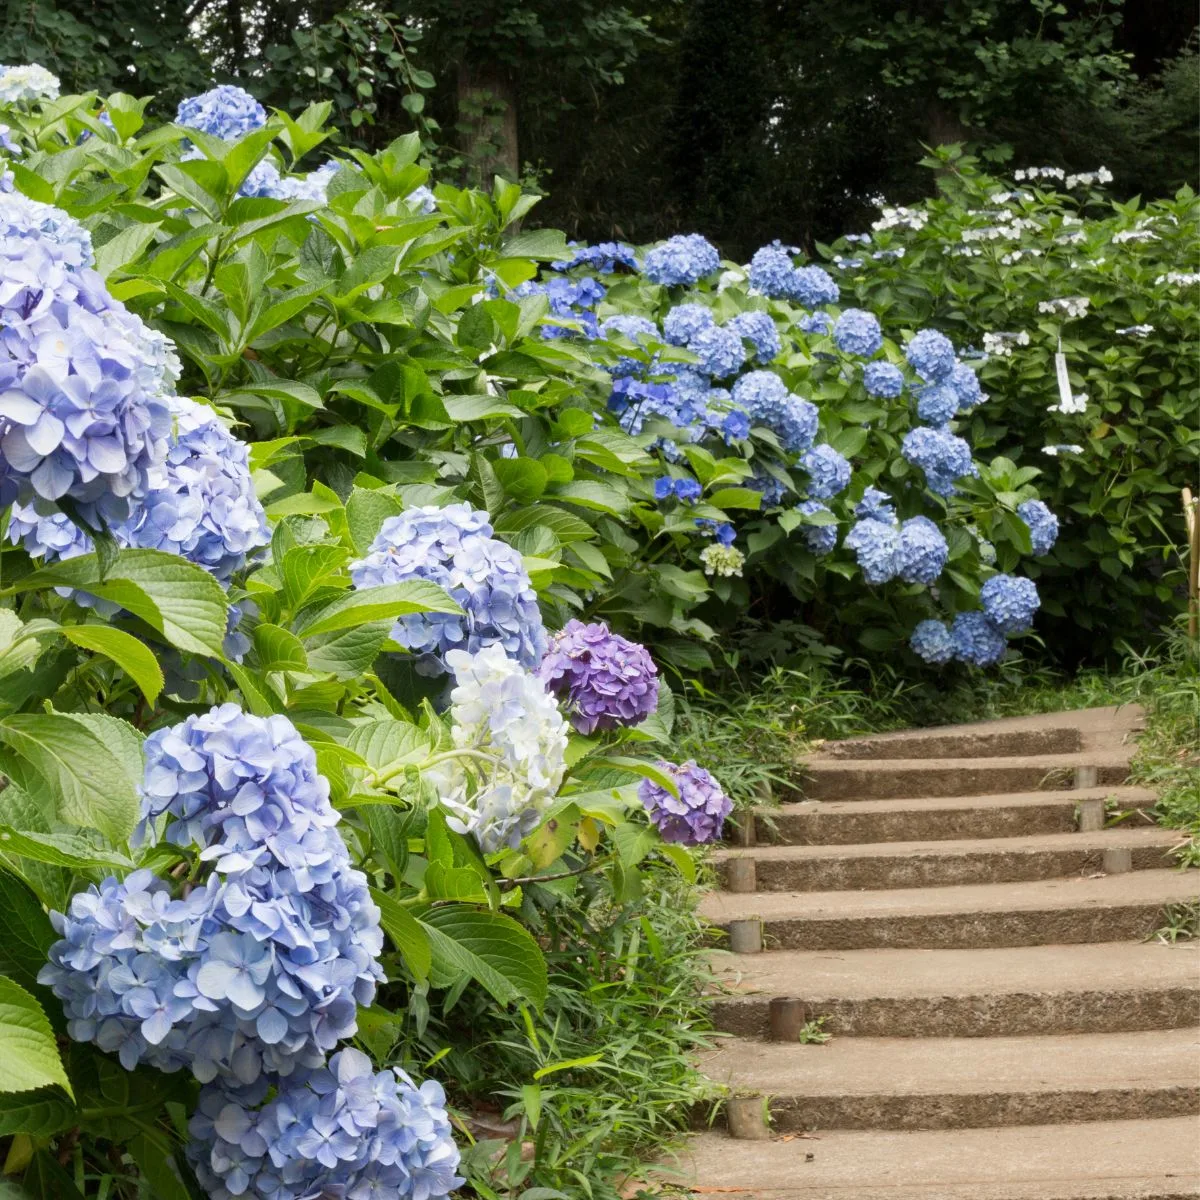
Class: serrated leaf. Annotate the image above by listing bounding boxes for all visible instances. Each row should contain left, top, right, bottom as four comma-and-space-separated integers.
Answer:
59, 626, 163, 704
296, 582, 460, 638
420, 907, 548, 1009
252, 624, 308, 671
0, 978, 72, 1097
0, 828, 134, 872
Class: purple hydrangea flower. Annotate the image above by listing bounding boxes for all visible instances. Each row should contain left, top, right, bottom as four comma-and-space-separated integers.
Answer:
538, 619, 658, 734
349, 503, 547, 674
799, 312, 833, 335
552, 241, 637, 273
639, 760, 731, 845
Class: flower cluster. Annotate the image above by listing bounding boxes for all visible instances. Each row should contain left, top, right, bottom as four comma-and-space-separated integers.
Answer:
833, 309, 883, 357
642, 234, 721, 286
901, 427, 977, 496
0, 64, 60, 104
746, 242, 840, 306
845, 511, 948, 586
240, 159, 338, 205
515, 275, 605, 339
10, 396, 269, 586
800, 444, 851, 500
862, 361, 905, 399
1018, 499, 1059, 556
176, 85, 267, 140
0, 193, 173, 517
538, 619, 658, 735
349, 504, 547, 674
654, 474, 702, 504
732, 371, 818, 453
432, 645, 569, 853
40, 707, 385, 1085
905, 329, 956, 383
796, 500, 838, 555
844, 517, 898, 584
911, 574, 1040, 666
553, 241, 637, 273
188, 1047, 462, 1200
700, 543, 745, 577
728, 310, 781, 361
639, 761, 731, 845
980, 573, 1040, 633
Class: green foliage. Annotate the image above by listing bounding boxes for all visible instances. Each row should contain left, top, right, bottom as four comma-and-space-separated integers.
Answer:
824, 147, 1200, 663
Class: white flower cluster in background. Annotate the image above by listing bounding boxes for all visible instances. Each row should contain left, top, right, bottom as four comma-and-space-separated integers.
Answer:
1043, 444, 1084, 456
982, 331, 1030, 357
872, 205, 928, 232
1115, 324, 1154, 337
1064, 168, 1113, 188
1156, 272, 1200, 287
1037, 296, 1090, 319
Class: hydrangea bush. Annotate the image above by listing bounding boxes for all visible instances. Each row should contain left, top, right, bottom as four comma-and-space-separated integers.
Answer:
822, 145, 1200, 661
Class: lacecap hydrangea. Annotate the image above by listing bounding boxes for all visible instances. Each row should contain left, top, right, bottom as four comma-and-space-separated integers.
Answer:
40, 707, 384, 1085
176, 85, 267, 140
431, 644, 569, 853
0, 192, 173, 517
538, 619, 658, 735
187, 1047, 462, 1200
349, 503, 546, 674
639, 760, 732, 846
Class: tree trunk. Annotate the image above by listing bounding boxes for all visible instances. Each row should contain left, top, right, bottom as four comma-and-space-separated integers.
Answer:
925, 99, 968, 150
457, 60, 519, 185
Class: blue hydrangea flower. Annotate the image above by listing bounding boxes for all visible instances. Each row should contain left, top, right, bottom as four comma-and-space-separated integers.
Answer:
910, 619, 955, 664
240, 159, 340, 204
662, 303, 715, 346
950, 610, 1007, 666
980, 574, 1040, 633
793, 266, 840, 307
746, 242, 799, 297
950, 361, 986, 411
654, 475, 701, 504
727, 311, 780, 362
854, 486, 896, 523
552, 241, 637, 273
845, 517, 899, 584
732, 371, 818, 453
349, 503, 546, 674
862, 361, 905, 399
642, 234, 720, 286
176, 85, 267, 140
696, 518, 736, 545
1018, 499, 1059, 556
800, 444, 851, 500
639, 760, 731, 845
832, 309, 883, 357
748, 469, 788, 508
901, 427, 977, 496
407, 183, 437, 212
187, 1047, 462, 1200
599, 313, 659, 345
905, 329, 957, 383
799, 312, 833, 335
688, 324, 745, 378
41, 707, 385, 1085
915, 383, 960, 427
722, 407, 751, 442
0, 193, 174, 516
796, 499, 838, 555
895, 515, 948, 584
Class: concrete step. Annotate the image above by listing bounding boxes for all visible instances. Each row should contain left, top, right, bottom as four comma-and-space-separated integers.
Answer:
702, 1029, 1200, 1132
817, 705, 1142, 765
714, 827, 1179, 892
755, 787, 1157, 846
700, 869, 1200, 951
794, 752, 1132, 803
665, 1117, 1200, 1198
709, 942, 1200, 1038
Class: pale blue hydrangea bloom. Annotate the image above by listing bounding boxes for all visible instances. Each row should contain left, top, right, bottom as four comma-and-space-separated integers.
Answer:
901, 427, 977, 496
0, 64, 60, 104
832, 309, 883, 357
642, 234, 720, 286
950, 610, 1007, 666
949, 361, 986, 411
915, 383, 959, 426
176, 85, 266, 140
1018, 499, 1059, 556
863, 361, 905, 399
796, 499, 838, 555
981, 573, 1040, 633
687, 324, 745, 378
732, 370, 818, 453
349, 503, 547, 674
662, 303, 715, 346
905, 329, 957, 383
552, 241, 637, 273
187, 1047, 462, 1200
910, 619, 955, 663
746, 242, 800, 297
792, 265, 840, 307
799, 312, 833, 335
800, 443, 851, 499
728, 310, 780, 361
895, 515, 948, 584
845, 517, 899, 584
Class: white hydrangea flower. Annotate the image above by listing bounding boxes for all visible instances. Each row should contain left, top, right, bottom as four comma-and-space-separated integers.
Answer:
1115, 324, 1154, 337
700, 544, 745, 577
872, 205, 928, 232
1049, 391, 1089, 415
982, 331, 1030, 357
432, 644, 568, 853
1156, 272, 1200, 287
1037, 296, 1090, 319
1043, 444, 1084, 456
0, 64, 60, 104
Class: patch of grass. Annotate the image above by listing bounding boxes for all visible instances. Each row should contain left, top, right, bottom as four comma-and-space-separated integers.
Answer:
796, 1016, 832, 1044
1154, 899, 1200, 943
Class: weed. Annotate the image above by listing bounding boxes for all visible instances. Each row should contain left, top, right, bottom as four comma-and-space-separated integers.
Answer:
1153, 900, 1200, 943
796, 1016, 832, 1045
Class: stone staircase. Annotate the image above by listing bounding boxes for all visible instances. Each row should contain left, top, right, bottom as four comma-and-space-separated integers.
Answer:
671, 705, 1200, 1199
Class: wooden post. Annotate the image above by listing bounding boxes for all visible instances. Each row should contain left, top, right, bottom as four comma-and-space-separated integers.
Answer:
726, 1095, 771, 1140
1184, 488, 1199, 642
726, 857, 757, 894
